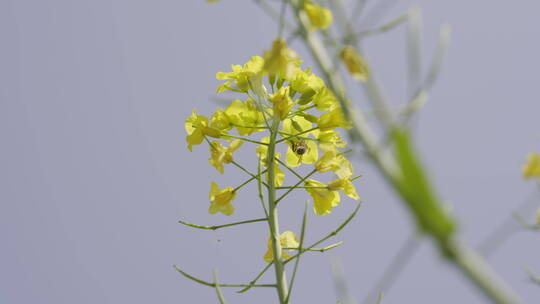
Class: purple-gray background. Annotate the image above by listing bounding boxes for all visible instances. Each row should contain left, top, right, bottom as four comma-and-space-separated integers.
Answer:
1, 1, 539, 303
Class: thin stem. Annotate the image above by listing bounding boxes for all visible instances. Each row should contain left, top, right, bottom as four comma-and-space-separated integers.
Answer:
232, 123, 269, 130
284, 241, 343, 252
232, 160, 270, 188
277, 186, 327, 189
212, 270, 228, 304
178, 218, 268, 231
285, 201, 308, 303
275, 157, 303, 180
275, 169, 318, 205
237, 262, 275, 293
346, 13, 408, 40
266, 117, 289, 303
257, 158, 270, 218
276, 127, 319, 144
173, 265, 275, 288
222, 133, 268, 145
284, 201, 363, 265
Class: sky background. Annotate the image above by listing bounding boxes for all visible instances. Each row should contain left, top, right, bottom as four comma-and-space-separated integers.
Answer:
1, 0, 539, 303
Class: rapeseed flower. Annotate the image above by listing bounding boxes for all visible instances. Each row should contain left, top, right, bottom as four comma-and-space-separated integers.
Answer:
315, 150, 353, 179
328, 178, 359, 200
185, 109, 222, 151
216, 56, 264, 93
305, 179, 340, 215
263, 231, 299, 262
208, 181, 236, 216
270, 86, 296, 120
208, 139, 243, 174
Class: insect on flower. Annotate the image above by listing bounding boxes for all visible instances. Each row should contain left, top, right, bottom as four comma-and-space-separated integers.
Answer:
291, 138, 310, 164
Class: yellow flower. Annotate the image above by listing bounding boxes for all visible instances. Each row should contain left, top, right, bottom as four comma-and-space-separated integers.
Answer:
263, 39, 302, 81
208, 181, 236, 216
304, 1, 333, 30
328, 178, 359, 200
256, 137, 285, 187
208, 140, 243, 174
340, 46, 370, 82
185, 109, 222, 151
263, 231, 299, 262
224, 99, 266, 135
216, 56, 264, 93
536, 207, 540, 226
318, 107, 352, 131
312, 87, 339, 111
315, 150, 353, 178
305, 179, 340, 215
270, 86, 295, 120
316, 130, 347, 152
209, 109, 234, 132
523, 152, 540, 180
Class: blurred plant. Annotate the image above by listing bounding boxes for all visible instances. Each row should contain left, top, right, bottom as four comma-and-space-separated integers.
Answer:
176, 1, 538, 303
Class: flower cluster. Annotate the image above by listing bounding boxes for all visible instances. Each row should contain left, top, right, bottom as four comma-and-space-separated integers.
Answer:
184, 39, 360, 260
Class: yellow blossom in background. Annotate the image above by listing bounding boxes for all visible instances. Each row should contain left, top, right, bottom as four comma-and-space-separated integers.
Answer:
208, 181, 236, 216
208, 139, 243, 174
522, 152, 540, 180
328, 178, 359, 200
263, 39, 302, 81
315, 150, 353, 178
318, 107, 352, 131
304, 1, 333, 30
340, 46, 370, 82
216, 56, 264, 93
263, 231, 299, 262
305, 179, 340, 215
536, 207, 540, 226
270, 86, 296, 120
185, 109, 222, 151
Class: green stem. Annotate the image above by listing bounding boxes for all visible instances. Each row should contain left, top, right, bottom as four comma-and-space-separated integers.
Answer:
173, 265, 275, 288
285, 201, 308, 303
237, 262, 275, 294
275, 169, 318, 205
276, 127, 319, 144
178, 218, 268, 231
221, 133, 268, 145
231, 161, 270, 188
266, 117, 289, 303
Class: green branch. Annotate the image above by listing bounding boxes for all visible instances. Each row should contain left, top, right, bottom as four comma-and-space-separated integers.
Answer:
178, 218, 268, 231
173, 265, 275, 288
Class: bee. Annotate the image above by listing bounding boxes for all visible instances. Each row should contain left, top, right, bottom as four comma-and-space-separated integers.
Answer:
291, 139, 310, 164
